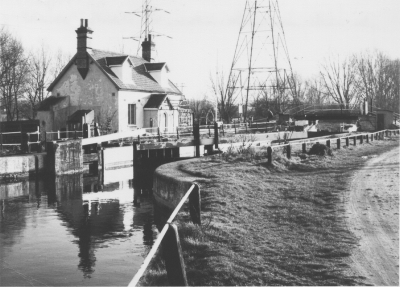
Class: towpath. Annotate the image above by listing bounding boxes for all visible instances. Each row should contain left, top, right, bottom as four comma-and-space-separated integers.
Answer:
346, 146, 399, 286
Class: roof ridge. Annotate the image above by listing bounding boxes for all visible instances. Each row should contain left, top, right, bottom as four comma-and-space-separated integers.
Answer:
92, 48, 143, 60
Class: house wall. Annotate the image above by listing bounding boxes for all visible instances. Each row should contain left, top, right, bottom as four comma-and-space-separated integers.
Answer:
50, 63, 119, 132
118, 90, 151, 132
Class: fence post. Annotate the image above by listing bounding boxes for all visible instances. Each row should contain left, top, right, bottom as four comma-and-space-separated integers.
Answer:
360, 135, 363, 144
162, 223, 188, 286
353, 136, 357, 146
326, 139, 330, 148
193, 124, 200, 158
370, 134, 373, 142
214, 122, 219, 150
346, 137, 349, 147
189, 184, 201, 225
267, 146, 272, 165
337, 138, 341, 149
366, 134, 369, 143
302, 142, 306, 153
286, 144, 291, 159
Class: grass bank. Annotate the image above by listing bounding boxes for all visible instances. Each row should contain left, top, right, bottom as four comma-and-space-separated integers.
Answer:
142, 135, 399, 286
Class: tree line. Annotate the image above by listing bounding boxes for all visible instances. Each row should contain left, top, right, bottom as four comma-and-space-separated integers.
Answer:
207, 51, 399, 123
0, 28, 69, 121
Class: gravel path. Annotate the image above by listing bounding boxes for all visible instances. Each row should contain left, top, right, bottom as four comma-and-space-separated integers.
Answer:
346, 146, 399, 286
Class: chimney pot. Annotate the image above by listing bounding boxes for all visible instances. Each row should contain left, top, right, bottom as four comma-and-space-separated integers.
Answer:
85, 19, 88, 27
81, 19, 84, 27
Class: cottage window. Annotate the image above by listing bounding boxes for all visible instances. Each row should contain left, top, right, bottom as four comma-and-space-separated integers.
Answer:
128, 104, 136, 125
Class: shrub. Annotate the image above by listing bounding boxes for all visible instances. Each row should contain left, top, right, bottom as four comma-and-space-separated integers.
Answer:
308, 142, 333, 156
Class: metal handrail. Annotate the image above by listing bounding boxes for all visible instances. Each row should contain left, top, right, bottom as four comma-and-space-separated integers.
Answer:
128, 183, 199, 287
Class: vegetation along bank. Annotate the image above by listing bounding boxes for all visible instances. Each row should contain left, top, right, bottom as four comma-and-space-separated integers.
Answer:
142, 135, 399, 286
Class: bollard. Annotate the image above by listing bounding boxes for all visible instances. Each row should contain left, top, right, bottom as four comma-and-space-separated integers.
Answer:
326, 139, 330, 148
346, 137, 349, 147
337, 138, 341, 149
189, 184, 201, 225
214, 122, 219, 149
162, 224, 188, 286
286, 144, 291, 159
302, 142, 306, 153
267, 146, 272, 165
353, 136, 357, 146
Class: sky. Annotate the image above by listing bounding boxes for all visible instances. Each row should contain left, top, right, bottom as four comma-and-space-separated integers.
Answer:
1, 0, 399, 100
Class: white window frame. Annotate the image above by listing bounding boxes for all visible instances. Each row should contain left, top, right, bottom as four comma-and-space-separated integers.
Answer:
128, 104, 136, 125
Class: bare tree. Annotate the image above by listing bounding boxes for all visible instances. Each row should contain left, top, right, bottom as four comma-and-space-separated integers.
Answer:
211, 70, 240, 123
320, 56, 359, 110
304, 78, 327, 105
0, 28, 29, 121
23, 45, 52, 119
188, 96, 215, 125
355, 51, 400, 112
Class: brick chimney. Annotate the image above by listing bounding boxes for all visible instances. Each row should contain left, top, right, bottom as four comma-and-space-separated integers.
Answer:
75, 19, 93, 79
141, 34, 155, 62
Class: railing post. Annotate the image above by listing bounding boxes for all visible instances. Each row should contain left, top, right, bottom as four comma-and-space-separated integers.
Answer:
162, 224, 188, 286
370, 134, 373, 142
193, 124, 200, 158
302, 142, 306, 153
360, 135, 363, 144
286, 144, 291, 159
353, 136, 357, 146
337, 138, 341, 149
189, 184, 201, 225
346, 137, 349, 147
214, 122, 219, 150
366, 134, 369, 143
267, 146, 272, 165
326, 139, 330, 148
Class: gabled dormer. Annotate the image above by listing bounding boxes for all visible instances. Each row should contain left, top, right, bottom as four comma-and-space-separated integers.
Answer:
105, 56, 135, 85
144, 62, 170, 89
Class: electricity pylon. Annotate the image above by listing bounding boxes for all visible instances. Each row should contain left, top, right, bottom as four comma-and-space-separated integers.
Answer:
227, 0, 295, 121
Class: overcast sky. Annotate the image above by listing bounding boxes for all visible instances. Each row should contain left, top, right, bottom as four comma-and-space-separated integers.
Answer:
1, 0, 399, 99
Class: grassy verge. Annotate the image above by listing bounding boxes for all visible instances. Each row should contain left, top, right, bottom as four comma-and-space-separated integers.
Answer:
141, 135, 399, 286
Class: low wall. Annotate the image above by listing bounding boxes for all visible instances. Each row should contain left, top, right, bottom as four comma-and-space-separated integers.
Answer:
0, 153, 47, 181
153, 158, 201, 210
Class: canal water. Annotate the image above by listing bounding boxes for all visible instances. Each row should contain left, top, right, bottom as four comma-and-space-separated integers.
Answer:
0, 167, 158, 286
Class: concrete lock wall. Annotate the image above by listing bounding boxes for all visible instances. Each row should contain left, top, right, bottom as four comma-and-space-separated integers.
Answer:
0, 153, 47, 180
153, 158, 201, 210
48, 139, 83, 174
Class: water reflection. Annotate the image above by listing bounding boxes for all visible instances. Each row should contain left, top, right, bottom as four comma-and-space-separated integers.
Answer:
0, 167, 157, 286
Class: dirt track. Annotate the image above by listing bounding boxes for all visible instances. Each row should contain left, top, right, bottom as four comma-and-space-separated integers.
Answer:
346, 146, 399, 286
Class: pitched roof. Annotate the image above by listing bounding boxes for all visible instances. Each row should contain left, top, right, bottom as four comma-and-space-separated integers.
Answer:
144, 62, 169, 72
105, 56, 130, 66
143, 94, 171, 109
67, 109, 93, 122
48, 49, 183, 95
37, 96, 67, 111
92, 49, 181, 94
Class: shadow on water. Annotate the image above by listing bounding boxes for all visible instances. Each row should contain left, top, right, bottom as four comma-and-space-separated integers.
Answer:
0, 166, 157, 286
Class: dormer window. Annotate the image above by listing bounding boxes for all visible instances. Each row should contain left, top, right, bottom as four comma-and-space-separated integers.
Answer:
144, 62, 170, 88
106, 56, 135, 85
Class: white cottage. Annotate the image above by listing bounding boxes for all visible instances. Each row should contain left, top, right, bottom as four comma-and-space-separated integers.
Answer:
37, 19, 192, 134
